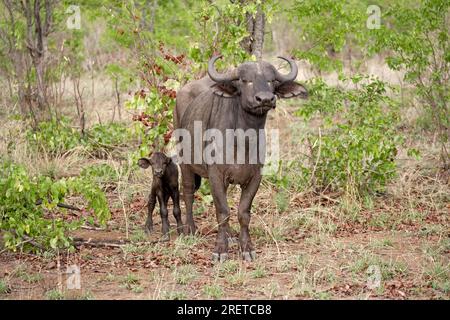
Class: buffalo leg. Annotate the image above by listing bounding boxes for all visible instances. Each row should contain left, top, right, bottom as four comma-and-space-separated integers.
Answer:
238, 172, 261, 261
158, 192, 170, 240
180, 166, 196, 234
172, 190, 183, 235
145, 189, 157, 234
209, 168, 230, 262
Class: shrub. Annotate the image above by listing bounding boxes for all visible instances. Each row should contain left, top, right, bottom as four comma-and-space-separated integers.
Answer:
126, 88, 175, 162
80, 163, 118, 187
296, 76, 401, 195
0, 160, 110, 252
26, 117, 81, 155
85, 122, 132, 152
26, 117, 133, 157
371, 0, 449, 168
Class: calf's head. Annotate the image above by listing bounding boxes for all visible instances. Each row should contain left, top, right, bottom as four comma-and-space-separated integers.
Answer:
138, 152, 171, 178
208, 55, 308, 116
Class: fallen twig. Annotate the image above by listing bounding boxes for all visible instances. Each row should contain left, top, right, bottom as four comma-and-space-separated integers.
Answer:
35, 199, 81, 211
4, 229, 46, 252
72, 237, 129, 248
72, 237, 167, 248
80, 225, 106, 231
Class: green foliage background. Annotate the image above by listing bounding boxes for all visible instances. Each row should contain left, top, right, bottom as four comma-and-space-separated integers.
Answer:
0, 0, 448, 252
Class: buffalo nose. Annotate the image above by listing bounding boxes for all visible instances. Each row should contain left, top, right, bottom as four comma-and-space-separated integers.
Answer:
255, 92, 276, 105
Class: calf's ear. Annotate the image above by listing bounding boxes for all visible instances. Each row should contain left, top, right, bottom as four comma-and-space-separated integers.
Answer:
211, 82, 239, 98
275, 81, 308, 99
138, 158, 151, 169
164, 156, 172, 165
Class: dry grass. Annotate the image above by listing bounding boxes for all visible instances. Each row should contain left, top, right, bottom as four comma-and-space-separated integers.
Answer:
0, 67, 449, 300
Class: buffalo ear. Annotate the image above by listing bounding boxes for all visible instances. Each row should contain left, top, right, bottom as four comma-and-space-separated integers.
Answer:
275, 81, 308, 99
138, 158, 151, 169
212, 82, 239, 98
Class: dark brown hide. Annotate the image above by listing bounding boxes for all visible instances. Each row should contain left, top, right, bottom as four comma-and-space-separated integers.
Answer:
138, 152, 182, 239
175, 57, 307, 261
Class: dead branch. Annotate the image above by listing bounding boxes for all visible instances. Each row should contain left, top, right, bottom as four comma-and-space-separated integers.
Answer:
72, 237, 168, 248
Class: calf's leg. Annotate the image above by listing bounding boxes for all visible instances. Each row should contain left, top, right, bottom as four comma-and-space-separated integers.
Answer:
158, 192, 170, 241
145, 189, 157, 234
171, 190, 183, 235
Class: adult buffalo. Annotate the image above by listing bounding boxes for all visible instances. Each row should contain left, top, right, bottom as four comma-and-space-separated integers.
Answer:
174, 56, 307, 262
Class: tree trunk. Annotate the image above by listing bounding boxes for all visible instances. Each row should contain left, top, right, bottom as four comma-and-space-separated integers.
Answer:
73, 78, 85, 137
240, 1, 265, 59
140, 0, 157, 32
251, 7, 265, 59
1, 0, 54, 122
113, 77, 121, 121
15, 52, 31, 116
241, 11, 254, 54
22, 0, 53, 120
149, 0, 157, 33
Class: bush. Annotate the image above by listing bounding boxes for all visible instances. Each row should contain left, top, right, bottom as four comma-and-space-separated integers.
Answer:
26, 117, 81, 155
0, 160, 110, 252
85, 122, 132, 152
371, 0, 449, 168
126, 88, 175, 162
26, 117, 133, 157
296, 76, 401, 195
80, 163, 119, 188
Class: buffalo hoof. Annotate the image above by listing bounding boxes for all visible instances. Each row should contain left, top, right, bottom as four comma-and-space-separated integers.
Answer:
176, 225, 184, 236
241, 251, 256, 262
144, 225, 153, 235
161, 233, 170, 242
212, 252, 228, 263
184, 224, 196, 235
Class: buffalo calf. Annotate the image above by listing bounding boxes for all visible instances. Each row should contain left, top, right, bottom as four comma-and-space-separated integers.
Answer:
138, 152, 183, 240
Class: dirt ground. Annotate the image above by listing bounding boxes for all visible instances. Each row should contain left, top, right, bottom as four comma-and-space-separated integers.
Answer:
0, 78, 448, 300
1, 181, 448, 300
